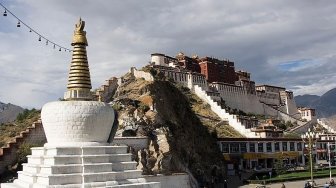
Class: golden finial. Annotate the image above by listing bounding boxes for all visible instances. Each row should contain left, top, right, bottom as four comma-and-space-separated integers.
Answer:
72, 18, 88, 46
64, 18, 92, 101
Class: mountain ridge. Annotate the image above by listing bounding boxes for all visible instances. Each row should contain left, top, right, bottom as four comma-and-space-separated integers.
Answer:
0, 101, 24, 124
295, 88, 336, 118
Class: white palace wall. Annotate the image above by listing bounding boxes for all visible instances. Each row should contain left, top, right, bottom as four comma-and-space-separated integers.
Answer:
130, 67, 154, 82
162, 69, 208, 91
210, 83, 264, 114
157, 66, 303, 122
285, 98, 301, 119
193, 85, 257, 137
257, 92, 281, 106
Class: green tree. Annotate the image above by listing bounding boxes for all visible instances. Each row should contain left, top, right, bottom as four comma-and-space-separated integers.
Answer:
274, 159, 286, 176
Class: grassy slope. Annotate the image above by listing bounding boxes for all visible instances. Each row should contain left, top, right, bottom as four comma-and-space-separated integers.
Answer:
0, 109, 41, 147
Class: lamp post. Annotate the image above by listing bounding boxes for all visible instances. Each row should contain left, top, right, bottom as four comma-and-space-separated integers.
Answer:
301, 128, 320, 183
326, 131, 336, 182
328, 140, 331, 182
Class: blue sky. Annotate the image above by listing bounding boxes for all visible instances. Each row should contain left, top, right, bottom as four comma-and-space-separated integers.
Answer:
278, 59, 319, 72
1, 0, 336, 108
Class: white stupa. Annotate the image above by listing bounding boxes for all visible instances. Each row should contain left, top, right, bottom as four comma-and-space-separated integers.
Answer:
1, 19, 160, 188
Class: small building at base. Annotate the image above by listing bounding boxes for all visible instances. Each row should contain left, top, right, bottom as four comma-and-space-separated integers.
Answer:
218, 135, 336, 175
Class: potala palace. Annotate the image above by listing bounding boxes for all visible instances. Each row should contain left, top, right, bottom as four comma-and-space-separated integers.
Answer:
148, 52, 320, 137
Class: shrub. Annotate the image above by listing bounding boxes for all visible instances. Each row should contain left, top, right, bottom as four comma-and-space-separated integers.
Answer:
112, 103, 122, 111
16, 143, 39, 164
138, 103, 150, 112
274, 159, 286, 176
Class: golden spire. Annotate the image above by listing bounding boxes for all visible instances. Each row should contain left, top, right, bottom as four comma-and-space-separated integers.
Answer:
64, 18, 92, 101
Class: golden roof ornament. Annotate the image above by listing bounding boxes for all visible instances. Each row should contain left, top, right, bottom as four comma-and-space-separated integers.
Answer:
72, 18, 88, 46
64, 18, 92, 101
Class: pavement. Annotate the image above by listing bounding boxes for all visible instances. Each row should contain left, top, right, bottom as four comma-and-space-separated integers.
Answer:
225, 172, 336, 188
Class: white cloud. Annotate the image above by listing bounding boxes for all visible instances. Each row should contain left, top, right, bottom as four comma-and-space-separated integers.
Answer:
0, 0, 336, 108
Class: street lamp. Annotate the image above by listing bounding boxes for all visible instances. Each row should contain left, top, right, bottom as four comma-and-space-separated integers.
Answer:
326, 132, 336, 182
301, 128, 320, 183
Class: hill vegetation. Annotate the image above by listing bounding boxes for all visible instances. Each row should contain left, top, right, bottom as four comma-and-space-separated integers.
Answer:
0, 109, 40, 147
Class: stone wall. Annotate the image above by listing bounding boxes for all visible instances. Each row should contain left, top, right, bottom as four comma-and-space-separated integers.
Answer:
155, 66, 208, 91
285, 97, 301, 119
94, 77, 119, 102
112, 136, 149, 150
130, 67, 154, 82
144, 174, 192, 188
0, 120, 46, 174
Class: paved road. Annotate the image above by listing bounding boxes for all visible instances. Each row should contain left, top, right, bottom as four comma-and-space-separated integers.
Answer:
238, 176, 336, 188
224, 172, 336, 188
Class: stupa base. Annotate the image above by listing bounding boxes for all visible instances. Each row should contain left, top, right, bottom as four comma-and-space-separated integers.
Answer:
1, 145, 160, 188
44, 142, 108, 147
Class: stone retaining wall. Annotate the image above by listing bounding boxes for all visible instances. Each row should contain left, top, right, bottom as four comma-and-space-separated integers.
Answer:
112, 136, 149, 150
144, 174, 192, 188
94, 77, 119, 102
0, 121, 46, 174
130, 67, 154, 81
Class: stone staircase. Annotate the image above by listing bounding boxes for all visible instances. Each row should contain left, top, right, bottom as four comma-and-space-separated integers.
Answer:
286, 120, 315, 133
193, 85, 257, 138
317, 119, 335, 133
0, 120, 46, 174
260, 102, 306, 126
2, 146, 160, 188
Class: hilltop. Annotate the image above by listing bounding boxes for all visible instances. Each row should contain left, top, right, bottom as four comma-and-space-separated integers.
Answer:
0, 102, 23, 124
108, 71, 242, 181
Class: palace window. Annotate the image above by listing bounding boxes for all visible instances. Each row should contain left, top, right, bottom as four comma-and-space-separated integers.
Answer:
240, 143, 247, 153
275, 142, 280, 152
249, 143, 255, 152
258, 143, 264, 152
266, 142, 272, 152
290, 142, 295, 151
282, 142, 288, 151
230, 143, 240, 153
297, 142, 302, 151
222, 143, 229, 153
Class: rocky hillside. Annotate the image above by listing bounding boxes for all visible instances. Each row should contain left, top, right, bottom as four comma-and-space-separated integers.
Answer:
295, 88, 336, 118
110, 71, 240, 183
0, 102, 23, 124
